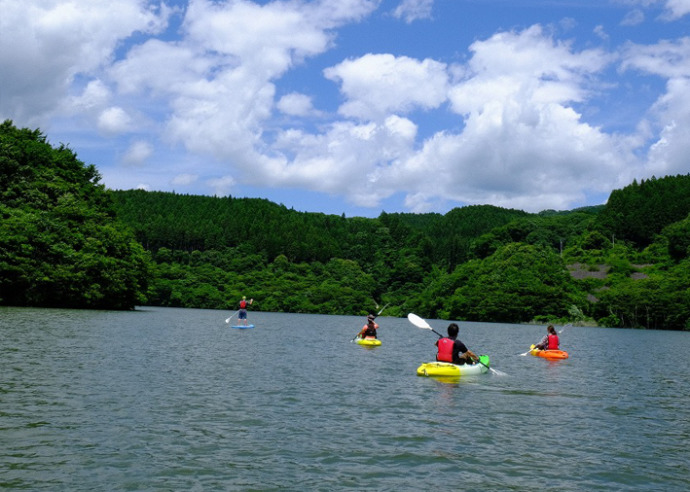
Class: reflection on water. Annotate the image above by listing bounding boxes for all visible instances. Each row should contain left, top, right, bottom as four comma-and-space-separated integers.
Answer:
1, 306, 689, 491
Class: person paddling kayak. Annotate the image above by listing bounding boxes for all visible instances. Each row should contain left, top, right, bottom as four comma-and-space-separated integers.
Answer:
357, 314, 379, 339
534, 325, 559, 350
435, 323, 478, 365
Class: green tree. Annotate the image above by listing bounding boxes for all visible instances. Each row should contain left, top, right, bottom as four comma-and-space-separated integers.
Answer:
440, 243, 575, 323
0, 121, 150, 309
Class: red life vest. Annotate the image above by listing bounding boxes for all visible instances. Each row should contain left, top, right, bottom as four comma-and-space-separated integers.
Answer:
240, 300, 247, 309
547, 334, 559, 350
437, 338, 454, 362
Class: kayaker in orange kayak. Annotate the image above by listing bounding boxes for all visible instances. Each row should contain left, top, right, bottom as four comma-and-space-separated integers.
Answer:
534, 325, 559, 350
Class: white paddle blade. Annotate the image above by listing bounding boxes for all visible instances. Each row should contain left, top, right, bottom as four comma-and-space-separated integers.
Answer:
407, 313, 432, 329
225, 318, 231, 324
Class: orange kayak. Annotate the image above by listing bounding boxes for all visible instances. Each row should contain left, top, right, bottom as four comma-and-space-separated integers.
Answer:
529, 346, 569, 359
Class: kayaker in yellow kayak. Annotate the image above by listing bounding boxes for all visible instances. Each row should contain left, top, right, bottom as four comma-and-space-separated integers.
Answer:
357, 314, 379, 340
534, 325, 559, 351
435, 323, 479, 365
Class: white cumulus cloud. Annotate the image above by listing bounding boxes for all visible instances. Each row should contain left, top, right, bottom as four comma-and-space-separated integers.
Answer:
122, 140, 153, 166
0, 0, 169, 124
324, 53, 449, 120
660, 0, 690, 20
392, 0, 434, 23
98, 107, 132, 135
171, 173, 199, 186
277, 93, 319, 116
621, 37, 690, 176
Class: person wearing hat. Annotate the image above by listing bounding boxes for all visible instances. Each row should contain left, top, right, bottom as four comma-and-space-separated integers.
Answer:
238, 296, 253, 326
435, 323, 478, 365
357, 313, 379, 339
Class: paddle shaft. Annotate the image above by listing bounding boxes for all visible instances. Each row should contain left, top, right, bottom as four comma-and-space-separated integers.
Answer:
225, 309, 240, 323
559, 323, 572, 334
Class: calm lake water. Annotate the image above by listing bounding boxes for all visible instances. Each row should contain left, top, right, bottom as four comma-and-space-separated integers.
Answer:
1, 306, 689, 491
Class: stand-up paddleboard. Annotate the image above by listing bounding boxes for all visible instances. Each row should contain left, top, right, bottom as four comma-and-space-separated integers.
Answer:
231, 324, 254, 329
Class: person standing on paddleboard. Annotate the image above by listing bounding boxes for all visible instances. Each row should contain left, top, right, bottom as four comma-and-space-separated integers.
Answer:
238, 296, 253, 326
435, 323, 478, 365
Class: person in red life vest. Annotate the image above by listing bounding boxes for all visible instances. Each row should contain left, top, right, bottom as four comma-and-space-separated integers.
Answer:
238, 296, 253, 325
534, 325, 559, 350
435, 323, 478, 365
357, 314, 379, 339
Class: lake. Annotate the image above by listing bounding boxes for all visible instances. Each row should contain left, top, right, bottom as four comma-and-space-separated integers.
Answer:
1, 306, 689, 491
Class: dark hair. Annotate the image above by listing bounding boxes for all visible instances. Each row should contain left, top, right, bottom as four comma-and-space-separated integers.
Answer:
547, 325, 556, 335
447, 323, 459, 337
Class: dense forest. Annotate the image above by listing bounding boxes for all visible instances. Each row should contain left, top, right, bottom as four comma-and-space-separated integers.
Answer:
108, 183, 690, 330
2, 121, 689, 329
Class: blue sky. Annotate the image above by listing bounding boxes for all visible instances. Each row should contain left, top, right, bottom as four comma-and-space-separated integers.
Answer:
2, 0, 689, 217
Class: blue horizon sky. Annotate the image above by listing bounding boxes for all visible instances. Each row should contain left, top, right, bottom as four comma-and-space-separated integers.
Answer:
2, 0, 690, 217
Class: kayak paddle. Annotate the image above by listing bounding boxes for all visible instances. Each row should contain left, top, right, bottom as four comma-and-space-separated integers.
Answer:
559, 323, 573, 334
519, 344, 536, 356
407, 313, 444, 337
376, 303, 389, 316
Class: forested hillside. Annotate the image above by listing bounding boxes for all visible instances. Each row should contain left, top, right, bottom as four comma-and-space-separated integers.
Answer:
111, 174, 690, 330
0, 121, 149, 309
2, 121, 688, 329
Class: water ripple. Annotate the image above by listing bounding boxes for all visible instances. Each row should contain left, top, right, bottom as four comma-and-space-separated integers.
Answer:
1, 307, 689, 491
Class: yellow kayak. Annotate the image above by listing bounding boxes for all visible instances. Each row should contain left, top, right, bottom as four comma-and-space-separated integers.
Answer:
355, 337, 381, 347
417, 355, 490, 377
